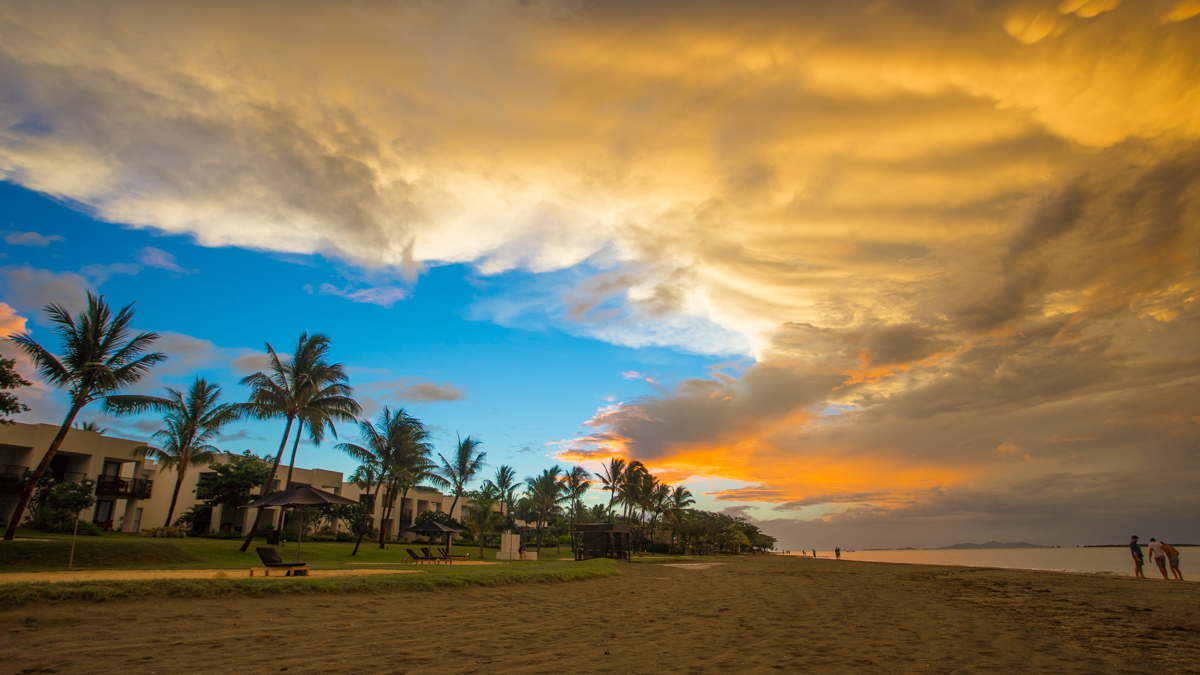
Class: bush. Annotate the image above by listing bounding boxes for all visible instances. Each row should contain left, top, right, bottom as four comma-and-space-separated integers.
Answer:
140, 526, 186, 538
335, 531, 357, 542
29, 518, 103, 536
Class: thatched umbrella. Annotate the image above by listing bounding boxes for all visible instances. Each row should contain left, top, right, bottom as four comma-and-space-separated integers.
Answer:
245, 485, 356, 561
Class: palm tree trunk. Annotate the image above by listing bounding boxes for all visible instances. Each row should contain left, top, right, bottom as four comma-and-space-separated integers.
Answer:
240, 415, 294, 552
4, 400, 84, 541
164, 464, 188, 528
607, 488, 615, 523
276, 419, 306, 534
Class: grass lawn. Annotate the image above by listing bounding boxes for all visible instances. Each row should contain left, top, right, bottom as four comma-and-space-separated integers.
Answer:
0, 530, 622, 606
0, 529, 580, 572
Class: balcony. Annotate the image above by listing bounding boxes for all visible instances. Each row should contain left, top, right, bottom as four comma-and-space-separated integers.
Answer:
0, 464, 27, 495
96, 476, 153, 500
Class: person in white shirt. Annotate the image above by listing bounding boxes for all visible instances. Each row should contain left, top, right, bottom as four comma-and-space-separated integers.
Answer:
1148, 538, 1169, 579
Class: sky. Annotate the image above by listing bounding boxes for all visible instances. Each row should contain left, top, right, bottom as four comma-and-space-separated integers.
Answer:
1, 0, 1198, 549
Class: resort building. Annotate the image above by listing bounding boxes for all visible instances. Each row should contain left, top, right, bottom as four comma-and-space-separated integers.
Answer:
0, 421, 481, 539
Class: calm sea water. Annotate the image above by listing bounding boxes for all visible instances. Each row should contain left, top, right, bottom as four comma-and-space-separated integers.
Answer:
785, 547, 1196, 576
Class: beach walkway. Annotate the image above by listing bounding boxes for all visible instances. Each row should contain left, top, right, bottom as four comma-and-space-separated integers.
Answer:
3, 555, 1197, 673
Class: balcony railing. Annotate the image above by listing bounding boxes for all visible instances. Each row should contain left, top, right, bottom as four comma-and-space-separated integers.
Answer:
0, 464, 27, 495
96, 476, 153, 499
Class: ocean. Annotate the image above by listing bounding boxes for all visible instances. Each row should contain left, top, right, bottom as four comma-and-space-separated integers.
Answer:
785, 546, 1195, 576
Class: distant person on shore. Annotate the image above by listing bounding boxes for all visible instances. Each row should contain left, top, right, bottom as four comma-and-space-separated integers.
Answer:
1161, 543, 1183, 580
1148, 539, 1169, 579
1130, 535, 1145, 578
813, 549, 817, 558
835, 547, 841, 560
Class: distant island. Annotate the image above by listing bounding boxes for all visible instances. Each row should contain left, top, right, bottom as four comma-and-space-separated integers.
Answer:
863, 541, 1047, 551
933, 541, 1047, 549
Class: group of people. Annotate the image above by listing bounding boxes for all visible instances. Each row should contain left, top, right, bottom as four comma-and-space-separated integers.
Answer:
1130, 535, 1183, 580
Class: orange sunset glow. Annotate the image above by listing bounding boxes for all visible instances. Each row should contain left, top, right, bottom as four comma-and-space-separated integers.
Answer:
1, 0, 1198, 547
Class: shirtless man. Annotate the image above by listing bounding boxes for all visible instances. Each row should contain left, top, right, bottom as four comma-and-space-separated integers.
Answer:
1130, 535, 1145, 578
1148, 538, 1169, 579
1161, 542, 1183, 580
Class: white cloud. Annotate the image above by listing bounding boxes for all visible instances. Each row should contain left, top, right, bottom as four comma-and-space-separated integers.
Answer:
3, 231, 64, 247
318, 283, 409, 308
134, 247, 194, 275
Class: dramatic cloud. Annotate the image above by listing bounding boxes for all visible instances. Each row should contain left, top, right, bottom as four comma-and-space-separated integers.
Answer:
0, 266, 90, 320
3, 230, 63, 246
1, 0, 1198, 544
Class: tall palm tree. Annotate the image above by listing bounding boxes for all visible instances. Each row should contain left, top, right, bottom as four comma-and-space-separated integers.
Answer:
667, 486, 695, 553
563, 466, 591, 554
618, 460, 648, 523
524, 466, 566, 551
598, 457, 626, 524
436, 434, 486, 521
126, 377, 239, 527
491, 464, 517, 518
647, 481, 671, 550
4, 292, 166, 541
337, 407, 420, 553
237, 332, 358, 552
380, 412, 439, 549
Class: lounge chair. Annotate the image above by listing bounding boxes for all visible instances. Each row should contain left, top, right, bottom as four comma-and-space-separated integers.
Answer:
438, 547, 468, 562
250, 546, 309, 577
406, 548, 440, 564
423, 547, 454, 564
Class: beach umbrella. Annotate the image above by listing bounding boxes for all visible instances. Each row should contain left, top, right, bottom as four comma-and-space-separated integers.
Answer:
402, 520, 462, 554
245, 485, 356, 561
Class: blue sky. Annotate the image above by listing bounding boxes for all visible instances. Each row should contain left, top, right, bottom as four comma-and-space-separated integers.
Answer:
0, 180, 724, 496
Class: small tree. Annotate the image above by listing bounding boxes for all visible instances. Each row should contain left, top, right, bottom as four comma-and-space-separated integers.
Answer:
0, 357, 31, 424
194, 452, 273, 527
40, 479, 96, 569
463, 489, 502, 560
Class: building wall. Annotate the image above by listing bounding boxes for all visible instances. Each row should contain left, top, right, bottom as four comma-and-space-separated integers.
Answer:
0, 422, 156, 532
1, 421, 484, 541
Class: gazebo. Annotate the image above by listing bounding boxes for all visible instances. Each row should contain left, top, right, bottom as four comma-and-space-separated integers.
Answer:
572, 523, 630, 560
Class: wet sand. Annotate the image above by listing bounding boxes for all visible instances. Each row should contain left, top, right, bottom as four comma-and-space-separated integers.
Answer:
3, 555, 1198, 674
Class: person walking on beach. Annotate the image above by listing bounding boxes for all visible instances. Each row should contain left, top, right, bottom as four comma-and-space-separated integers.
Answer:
1130, 535, 1145, 578
1149, 538, 1169, 579
1161, 543, 1183, 580
812, 549, 817, 558
835, 547, 841, 560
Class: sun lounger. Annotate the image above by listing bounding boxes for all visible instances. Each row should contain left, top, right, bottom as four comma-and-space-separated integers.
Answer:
406, 548, 440, 564
250, 546, 309, 577
422, 546, 453, 564
438, 547, 468, 561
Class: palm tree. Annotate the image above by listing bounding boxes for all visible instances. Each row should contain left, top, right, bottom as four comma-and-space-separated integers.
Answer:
464, 484, 502, 560
587, 503, 608, 522
4, 292, 166, 541
237, 332, 358, 552
667, 485, 695, 553
337, 408, 420, 553
380, 413, 439, 549
598, 457, 626, 523
491, 464, 517, 518
618, 460, 648, 523
647, 481, 671, 551
127, 377, 239, 527
523, 466, 566, 552
562, 466, 591, 554
436, 434, 486, 522
74, 421, 107, 434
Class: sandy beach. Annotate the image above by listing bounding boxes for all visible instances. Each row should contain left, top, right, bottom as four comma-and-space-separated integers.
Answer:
3, 555, 1197, 674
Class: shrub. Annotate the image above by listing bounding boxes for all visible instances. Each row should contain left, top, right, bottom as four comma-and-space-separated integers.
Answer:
29, 518, 103, 536
140, 526, 186, 538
